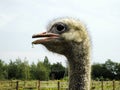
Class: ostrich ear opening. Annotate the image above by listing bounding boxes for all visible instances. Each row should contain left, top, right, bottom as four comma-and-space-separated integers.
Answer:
32, 32, 60, 44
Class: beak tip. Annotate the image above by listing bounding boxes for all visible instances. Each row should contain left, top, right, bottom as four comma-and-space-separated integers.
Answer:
32, 35, 34, 38
32, 34, 38, 38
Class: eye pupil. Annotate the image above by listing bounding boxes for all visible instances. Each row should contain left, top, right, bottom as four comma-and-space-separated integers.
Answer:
56, 24, 65, 31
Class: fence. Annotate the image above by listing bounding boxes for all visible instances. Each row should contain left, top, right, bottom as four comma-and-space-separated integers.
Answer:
91, 80, 120, 90
0, 80, 120, 90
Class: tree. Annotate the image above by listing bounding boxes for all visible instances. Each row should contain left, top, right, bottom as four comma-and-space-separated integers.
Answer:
50, 62, 65, 80
92, 63, 104, 80
36, 61, 49, 80
116, 63, 120, 80
105, 59, 118, 78
43, 56, 51, 79
7, 58, 30, 80
0, 59, 6, 79
43, 56, 51, 69
20, 60, 30, 80
92, 59, 120, 80
30, 62, 37, 80
8, 60, 17, 79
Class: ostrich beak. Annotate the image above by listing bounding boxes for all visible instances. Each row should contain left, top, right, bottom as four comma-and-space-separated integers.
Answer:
32, 32, 60, 44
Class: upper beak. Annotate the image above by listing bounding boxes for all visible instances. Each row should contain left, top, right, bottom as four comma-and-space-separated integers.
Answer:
32, 32, 60, 44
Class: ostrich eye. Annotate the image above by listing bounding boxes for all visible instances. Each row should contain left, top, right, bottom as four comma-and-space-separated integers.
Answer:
56, 24, 65, 31
55, 23, 66, 32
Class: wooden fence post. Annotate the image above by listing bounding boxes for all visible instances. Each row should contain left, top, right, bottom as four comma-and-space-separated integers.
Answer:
36, 81, 38, 88
24, 80, 26, 88
113, 80, 115, 90
58, 81, 60, 90
101, 80, 103, 90
38, 80, 40, 90
10, 80, 12, 87
16, 81, 19, 90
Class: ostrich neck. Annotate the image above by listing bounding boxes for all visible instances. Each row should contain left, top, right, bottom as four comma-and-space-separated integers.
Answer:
66, 41, 91, 90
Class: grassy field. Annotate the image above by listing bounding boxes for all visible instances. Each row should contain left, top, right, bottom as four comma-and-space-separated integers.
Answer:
0, 80, 120, 90
91, 80, 120, 90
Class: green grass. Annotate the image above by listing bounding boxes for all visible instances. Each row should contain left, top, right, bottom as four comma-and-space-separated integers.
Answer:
91, 80, 120, 90
0, 80, 120, 90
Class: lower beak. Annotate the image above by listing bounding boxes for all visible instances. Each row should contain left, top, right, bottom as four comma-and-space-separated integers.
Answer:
32, 32, 60, 44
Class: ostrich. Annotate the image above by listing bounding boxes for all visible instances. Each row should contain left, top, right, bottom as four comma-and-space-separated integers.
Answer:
32, 17, 91, 90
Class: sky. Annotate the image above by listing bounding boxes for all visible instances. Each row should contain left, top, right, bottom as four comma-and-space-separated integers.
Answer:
0, 0, 120, 66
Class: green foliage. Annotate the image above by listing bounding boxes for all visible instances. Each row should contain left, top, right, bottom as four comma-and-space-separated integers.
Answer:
30, 62, 37, 79
92, 59, 120, 80
50, 62, 65, 80
51, 62, 65, 72
1, 57, 120, 80
36, 61, 49, 80
43, 56, 51, 69
7, 58, 30, 80
0, 59, 7, 79
43, 56, 51, 79
0, 56, 66, 80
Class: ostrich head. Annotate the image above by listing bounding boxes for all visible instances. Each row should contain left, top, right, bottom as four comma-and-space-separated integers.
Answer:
32, 18, 89, 58
32, 17, 91, 90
